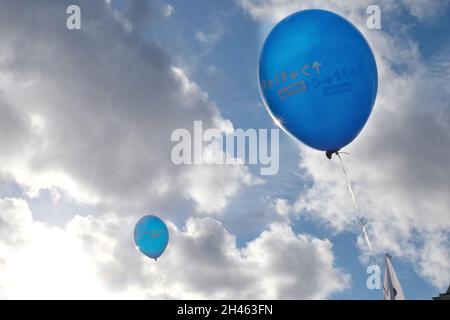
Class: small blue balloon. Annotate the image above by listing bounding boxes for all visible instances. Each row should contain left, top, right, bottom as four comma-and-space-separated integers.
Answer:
134, 215, 169, 260
259, 9, 378, 151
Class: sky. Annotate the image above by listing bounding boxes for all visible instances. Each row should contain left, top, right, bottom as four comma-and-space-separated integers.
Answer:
0, 0, 449, 299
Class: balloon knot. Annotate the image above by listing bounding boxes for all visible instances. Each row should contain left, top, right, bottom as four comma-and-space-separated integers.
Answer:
325, 149, 340, 159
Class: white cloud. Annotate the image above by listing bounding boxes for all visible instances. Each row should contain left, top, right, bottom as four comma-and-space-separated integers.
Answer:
0, 197, 349, 299
195, 29, 223, 46
165, 4, 174, 18
416, 232, 450, 287
0, 0, 343, 300
239, 0, 449, 24
72, 215, 350, 299
0, 0, 257, 216
182, 162, 262, 214
238, 0, 450, 289
1, 0, 447, 299
239, 0, 370, 24
293, 31, 450, 288
398, 0, 450, 21
0, 198, 124, 299
272, 198, 293, 223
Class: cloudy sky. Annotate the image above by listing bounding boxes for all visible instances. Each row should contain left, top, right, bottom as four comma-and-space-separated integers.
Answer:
0, 0, 449, 299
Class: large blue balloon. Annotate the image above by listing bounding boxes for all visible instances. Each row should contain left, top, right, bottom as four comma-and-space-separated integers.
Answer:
134, 215, 169, 260
259, 9, 377, 151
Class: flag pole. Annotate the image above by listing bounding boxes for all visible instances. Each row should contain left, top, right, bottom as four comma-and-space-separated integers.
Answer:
383, 253, 406, 300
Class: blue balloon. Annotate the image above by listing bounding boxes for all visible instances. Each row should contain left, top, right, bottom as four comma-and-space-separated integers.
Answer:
134, 215, 169, 260
259, 9, 377, 151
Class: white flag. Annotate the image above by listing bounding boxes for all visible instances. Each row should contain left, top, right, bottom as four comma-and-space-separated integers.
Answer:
383, 255, 405, 300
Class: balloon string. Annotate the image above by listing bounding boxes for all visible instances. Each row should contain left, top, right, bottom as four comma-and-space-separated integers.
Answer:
156, 262, 168, 300
336, 152, 378, 266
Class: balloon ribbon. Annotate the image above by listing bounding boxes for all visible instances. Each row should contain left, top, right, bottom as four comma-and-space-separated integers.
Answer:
156, 262, 168, 300
336, 152, 377, 265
